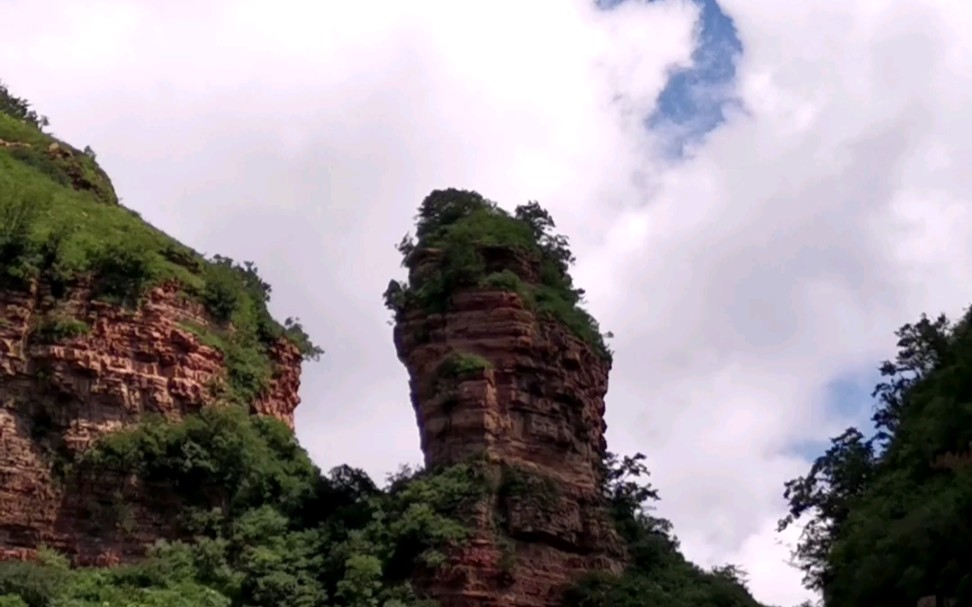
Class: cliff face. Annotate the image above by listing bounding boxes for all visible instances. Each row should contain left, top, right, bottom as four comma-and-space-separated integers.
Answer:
0, 280, 302, 564
393, 252, 625, 607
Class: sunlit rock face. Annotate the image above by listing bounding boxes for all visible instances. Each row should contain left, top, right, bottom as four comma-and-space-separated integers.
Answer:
0, 280, 302, 564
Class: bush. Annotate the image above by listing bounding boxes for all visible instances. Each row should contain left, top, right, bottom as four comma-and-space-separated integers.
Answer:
32, 313, 90, 344
0, 549, 70, 607
89, 239, 156, 307
14, 408, 491, 607
479, 269, 526, 293
202, 263, 242, 324
435, 352, 492, 380
0, 182, 42, 287
387, 189, 612, 360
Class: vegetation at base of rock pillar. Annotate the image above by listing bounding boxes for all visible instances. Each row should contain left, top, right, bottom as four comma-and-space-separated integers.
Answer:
0, 394, 768, 607
562, 452, 764, 607
779, 308, 972, 607
0, 405, 488, 607
382, 188, 613, 360
0, 80, 322, 405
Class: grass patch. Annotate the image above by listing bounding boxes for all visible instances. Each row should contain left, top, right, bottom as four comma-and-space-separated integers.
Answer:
384, 189, 611, 360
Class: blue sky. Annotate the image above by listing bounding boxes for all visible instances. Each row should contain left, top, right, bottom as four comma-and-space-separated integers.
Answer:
599, 0, 744, 156
608, 0, 883, 460
646, 0, 742, 157
788, 371, 882, 460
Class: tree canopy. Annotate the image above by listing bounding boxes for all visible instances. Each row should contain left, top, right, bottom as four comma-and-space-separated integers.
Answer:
780, 309, 972, 606
383, 188, 611, 360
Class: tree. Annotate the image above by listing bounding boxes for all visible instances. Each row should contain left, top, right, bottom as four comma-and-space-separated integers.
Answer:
778, 427, 875, 591
0, 79, 49, 129
781, 306, 972, 607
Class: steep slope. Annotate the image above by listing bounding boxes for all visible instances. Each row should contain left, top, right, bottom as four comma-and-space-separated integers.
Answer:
0, 83, 320, 564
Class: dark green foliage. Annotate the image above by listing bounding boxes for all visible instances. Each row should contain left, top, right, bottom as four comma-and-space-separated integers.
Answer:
0, 80, 48, 129
0, 407, 487, 606
78, 406, 320, 518
0, 550, 69, 607
197, 256, 324, 364
781, 308, 972, 607
563, 452, 763, 607
201, 260, 243, 323
384, 188, 611, 360
89, 239, 156, 307
0, 544, 231, 607
0, 184, 42, 288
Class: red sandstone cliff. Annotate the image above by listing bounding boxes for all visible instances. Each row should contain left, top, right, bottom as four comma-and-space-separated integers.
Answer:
393, 252, 626, 607
0, 280, 302, 564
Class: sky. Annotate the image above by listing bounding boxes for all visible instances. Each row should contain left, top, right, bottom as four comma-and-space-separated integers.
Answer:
4, 0, 972, 605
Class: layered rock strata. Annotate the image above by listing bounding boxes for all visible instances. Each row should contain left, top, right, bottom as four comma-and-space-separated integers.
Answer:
0, 280, 301, 564
394, 254, 626, 607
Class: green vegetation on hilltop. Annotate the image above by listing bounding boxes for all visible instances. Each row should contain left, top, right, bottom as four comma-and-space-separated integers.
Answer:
0, 81, 322, 405
781, 309, 972, 607
383, 188, 612, 360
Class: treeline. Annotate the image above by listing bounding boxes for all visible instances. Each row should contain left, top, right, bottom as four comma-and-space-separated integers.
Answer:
0, 408, 763, 607
781, 309, 972, 606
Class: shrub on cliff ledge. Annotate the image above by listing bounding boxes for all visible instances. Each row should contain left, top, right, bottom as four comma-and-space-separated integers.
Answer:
435, 351, 492, 381
383, 188, 612, 360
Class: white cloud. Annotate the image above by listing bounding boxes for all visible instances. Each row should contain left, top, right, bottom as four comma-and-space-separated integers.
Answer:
4, 1, 972, 606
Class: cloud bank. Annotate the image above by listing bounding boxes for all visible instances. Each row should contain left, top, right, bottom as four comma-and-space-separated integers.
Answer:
4, 1, 972, 605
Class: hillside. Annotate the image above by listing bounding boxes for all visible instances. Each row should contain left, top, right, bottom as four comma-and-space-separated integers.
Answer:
0, 81, 764, 607
781, 310, 972, 607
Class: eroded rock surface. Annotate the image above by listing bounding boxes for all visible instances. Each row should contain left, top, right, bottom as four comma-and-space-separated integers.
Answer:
0, 281, 301, 563
394, 286, 625, 607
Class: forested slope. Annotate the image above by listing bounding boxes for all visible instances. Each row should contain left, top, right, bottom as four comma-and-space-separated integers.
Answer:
781, 310, 972, 606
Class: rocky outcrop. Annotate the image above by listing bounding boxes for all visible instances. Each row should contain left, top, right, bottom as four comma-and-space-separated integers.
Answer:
394, 259, 625, 606
0, 280, 302, 564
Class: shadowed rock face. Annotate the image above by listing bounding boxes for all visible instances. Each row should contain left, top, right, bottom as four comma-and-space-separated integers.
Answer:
394, 263, 625, 606
0, 280, 301, 565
